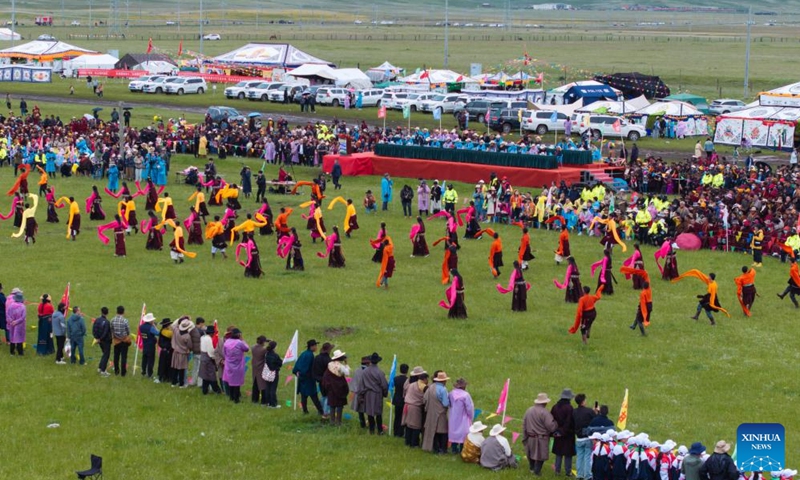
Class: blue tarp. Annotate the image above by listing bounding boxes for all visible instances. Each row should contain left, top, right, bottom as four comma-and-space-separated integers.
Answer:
563, 85, 618, 106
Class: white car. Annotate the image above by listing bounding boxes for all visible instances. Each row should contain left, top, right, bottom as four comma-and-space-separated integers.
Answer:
268, 84, 303, 102
164, 77, 207, 95
381, 92, 408, 109
419, 93, 469, 114
315, 87, 349, 107
142, 76, 178, 94
709, 99, 747, 115
203, 33, 221, 41
523, 110, 569, 135
246, 82, 284, 101
128, 75, 163, 92
571, 114, 646, 141
394, 93, 437, 111
357, 89, 384, 107
70, 20, 80, 26
224, 80, 263, 100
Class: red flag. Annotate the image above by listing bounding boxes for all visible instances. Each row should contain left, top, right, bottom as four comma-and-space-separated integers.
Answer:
136, 303, 146, 350
484, 108, 491, 124
456, 75, 463, 82
177, 40, 183, 57
535, 73, 544, 83
496, 378, 509, 415
146, 38, 153, 54
612, 119, 622, 133
420, 70, 429, 80
378, 105, 386, 119
60, 282, 70, 311
212, 320, 219, 349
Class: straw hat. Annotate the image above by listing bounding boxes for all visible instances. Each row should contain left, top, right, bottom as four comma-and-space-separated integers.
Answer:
142, 313, 156, 323
714, 440, 730, 454
410, 366, 426, 376
433, 371, 450, 382
560, 388, 575, 400
331, 349, 346, 361
489, 424, 506, 437
534, 393, 551, 404
469, 421, 488, 434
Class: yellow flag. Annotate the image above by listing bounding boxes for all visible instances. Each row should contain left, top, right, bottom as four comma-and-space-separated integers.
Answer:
617, 388, 629, 430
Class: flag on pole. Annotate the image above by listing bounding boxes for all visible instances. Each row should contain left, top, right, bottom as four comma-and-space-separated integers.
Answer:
212, 320, 219, 348
136, 303, 146, 350
517, 109, 523, 122
496, 378, 510, 415
378, 105, 386, 119
178, 40, 183, 57
60, 282, 71, 311
484, 108, 491, 124
617, 388, 629, 430
535, 73, 544, 83
402, 104, 411, 119
549, 111, 559, 123
146, 38, 153, 54
387, 354, 398, 397
612, 119, 622, 133
432, 108, 442, 121
283, 330, 299, 364
420, 69, 430, 80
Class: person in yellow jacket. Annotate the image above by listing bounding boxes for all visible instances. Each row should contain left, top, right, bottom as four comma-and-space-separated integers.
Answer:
750, 224, 764, 267
701, 171, 713, 186
712, 171, 724, 188
635, 208, 652, 243
443, 184, 458, 215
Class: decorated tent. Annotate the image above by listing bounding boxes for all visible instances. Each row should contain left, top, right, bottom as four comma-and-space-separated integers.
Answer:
629, 100, 708, 137
575, 95, 650, 115
287, 63, 337, 84
529, 99, 584, 116
64, 53, 119, 71
548, 81, 622, 106
0, 40, 97, 61
398, 69, 477, 85
132, 60, 176, 74
632, 100, 702, 118
212, 43, 334, 68
593, 72, 670, 99
0, 28, 21, 41
714, 83, 800, 151
115, 53, 176, 71
366, 61, 403, 82
333, 68, 372, 90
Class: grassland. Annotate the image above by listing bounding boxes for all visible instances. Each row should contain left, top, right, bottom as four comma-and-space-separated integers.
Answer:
1, 149, 798, 477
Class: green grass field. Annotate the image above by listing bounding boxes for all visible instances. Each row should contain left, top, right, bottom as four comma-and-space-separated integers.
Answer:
2, 153, 798, 477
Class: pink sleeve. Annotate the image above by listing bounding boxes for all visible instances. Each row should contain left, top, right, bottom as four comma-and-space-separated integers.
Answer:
554, 264, 573, 289
438, 278, 458, 309
497, 269, 517, 294
409, 224, 421, 241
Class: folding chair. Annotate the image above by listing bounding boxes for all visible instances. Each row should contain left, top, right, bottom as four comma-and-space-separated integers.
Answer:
76, 454, 103, 479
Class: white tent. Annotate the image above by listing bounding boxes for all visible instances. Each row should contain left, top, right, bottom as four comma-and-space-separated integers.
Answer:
287, 63, 338, 84
333, 68, 372, 90
212, 43, 334, 68
132, 60, 176, 74
398, 69, 477, 84
0, 28, 21, 41
530, 99, 584, 116
633, 100, 701, 117
715, 105, 800, 150
366, 61, 402, 82
0, 40, 97, 61
64, 53, 118, 71
576, 96, 650, 115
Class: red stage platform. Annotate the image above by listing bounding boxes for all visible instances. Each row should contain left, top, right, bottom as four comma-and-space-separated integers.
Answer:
322, 152, 622, 188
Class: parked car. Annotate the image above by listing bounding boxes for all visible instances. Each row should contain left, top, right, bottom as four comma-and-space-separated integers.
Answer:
268, 84, 304, 102
357, 89, 384, 107
453, 99, 526, 122
206, 106, 246, 124
419, 93, 469, 114
246, 82, 285, 101
315, 87, 349, 107
37, 34, 57, 41
128, 75, 163, 93
164, 77, 207, 95
142, 77, 179, 94
381, 92, 409, 109
203, 33, 221, 41
488, 108, 525, 134
394, 93, 437, 111
709, 99, 747, 115
293, 86, 321, 103
70, 20, 81, 26
224, 80, 264, 100
571, 114, 646, 141
522, 110, 569, 135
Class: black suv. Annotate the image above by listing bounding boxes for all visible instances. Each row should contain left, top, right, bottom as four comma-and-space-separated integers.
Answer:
454, 99, 528, 124
488, 108, 525, 134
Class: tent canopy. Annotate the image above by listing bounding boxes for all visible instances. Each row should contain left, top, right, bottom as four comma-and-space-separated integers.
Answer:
132, 60, 176, 74
530, 99, 584, 116
332, 68, 372, 90
398, 69, 477, 84
593, 72, 670, 99
759, 81, 800, 107
65, 53, 119, 70
366, 61, 402, 81
633, 100, 701, 117
0, 28, 21, 41
115, 53, 176, 70
212, 43, 334, 68
287, 63, 338, 83
0, 40, 97, 61
575, 95, 649, 115
663, 93, 710, 113
563, 84, 619, 106
715, 104, 800, 150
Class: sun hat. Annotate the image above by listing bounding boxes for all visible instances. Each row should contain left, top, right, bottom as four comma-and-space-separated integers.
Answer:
590, 432, 603, 440
560, 388, 575, 400
678, 445, 689, 456
178, 317, 194, 332
142, 313, 156, 323
370, 352, 382, 364
534, 393, 551, 404
661, 440, 677, 453
469, 421, 488, 434
714, 440, 730, 454
10, 287, 22, 295
489, 424, 506, 437
331, 349, 347, 361
689, 442, 706, 455
410, 366, 426, 376
433, 371, 450, 382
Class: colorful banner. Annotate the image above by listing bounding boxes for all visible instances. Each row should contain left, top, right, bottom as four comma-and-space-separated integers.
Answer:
0, 65, 51, 83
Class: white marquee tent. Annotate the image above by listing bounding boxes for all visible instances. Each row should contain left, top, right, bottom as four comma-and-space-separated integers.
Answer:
398, 69, 477, 85
132, 60, 176, 74
64, 53, 119, 71
333, 68, 372, 90
0, 28, 21, 41
715, 82, 800, 151
366, 61, 403, 82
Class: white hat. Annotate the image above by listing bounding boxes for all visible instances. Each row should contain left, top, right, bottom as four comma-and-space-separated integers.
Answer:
617, 430, 633, 440
489, 424, 506, 437
469, 421, 488, 434
142, 313, 156, 323
600, 434, 611, 442
331, 349, 346, 361
660, 440, 677, 452
605, 429, 617, 439
649, 441, 661, 449
590, 432, 604, 440
678, 446, 688, 456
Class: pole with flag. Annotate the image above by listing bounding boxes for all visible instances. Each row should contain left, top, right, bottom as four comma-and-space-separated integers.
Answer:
485, 107, 491, 135
387, 354, 397, 435
617, 388, 629, 430
178, 40, 183, 57
496, 378, 510, 425
518, 108, 523, 137
378, 105, 387, 131
550, 110, 559, 145
282, 330, 299, 410
146, 37, 153, 54
403, 103, 411, 131
131, 303, 146, 375
61, 282, 71, 311
433, 107, 442, 132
